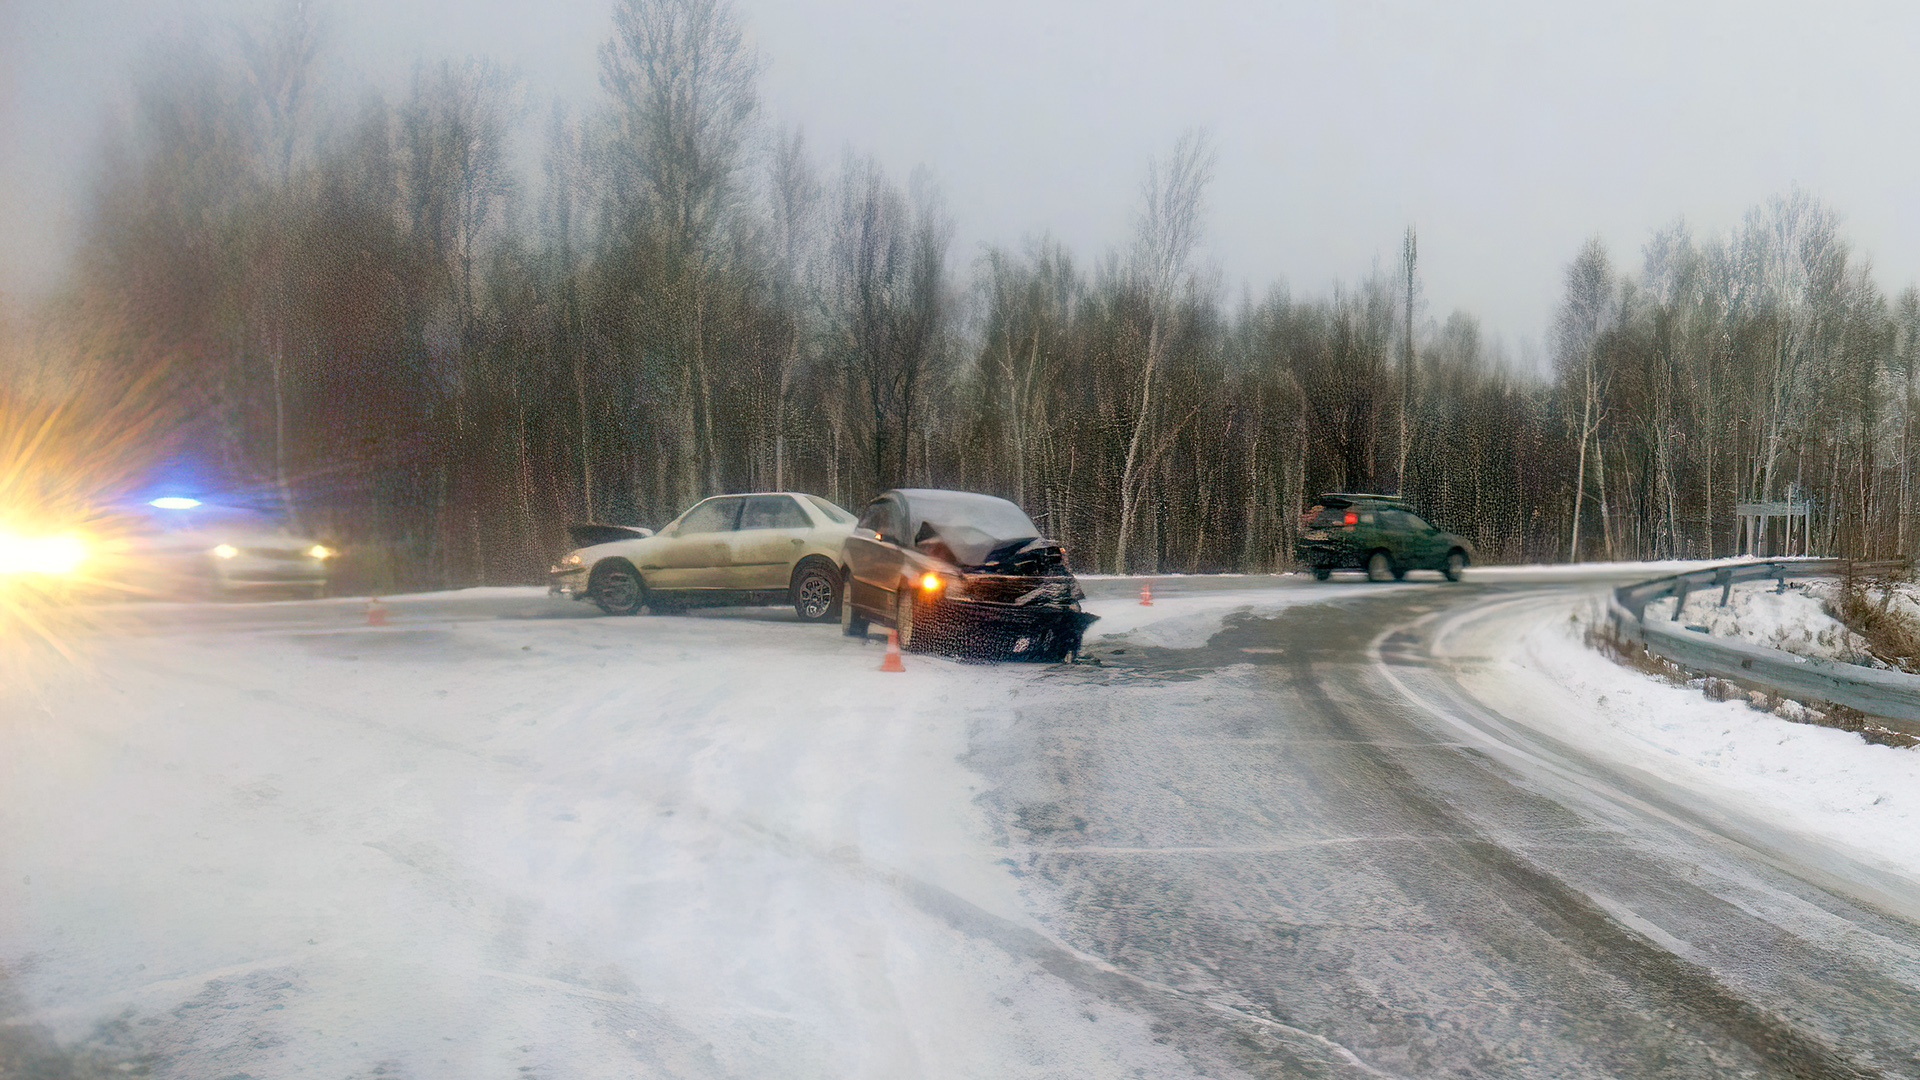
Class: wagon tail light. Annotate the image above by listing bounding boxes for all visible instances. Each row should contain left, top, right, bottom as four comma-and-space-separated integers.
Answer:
1343, 512, 1358, 526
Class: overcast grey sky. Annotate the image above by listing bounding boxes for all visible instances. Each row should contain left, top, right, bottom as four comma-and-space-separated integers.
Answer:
6, 0, 1919, 351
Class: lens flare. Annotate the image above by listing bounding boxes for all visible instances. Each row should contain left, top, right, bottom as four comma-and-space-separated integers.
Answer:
0, 531, 87, 575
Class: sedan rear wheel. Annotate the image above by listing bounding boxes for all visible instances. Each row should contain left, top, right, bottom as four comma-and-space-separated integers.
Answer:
1366, 551, 1394, 583
1444, 549, 1467, 582
792, 563, 840, 622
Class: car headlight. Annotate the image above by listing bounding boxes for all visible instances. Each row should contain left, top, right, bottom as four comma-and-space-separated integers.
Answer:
212, 544, 240, 559
308, 544, 334, 560
563, 552, 583, 567
0, 531, 87, 575
919, 571, 967, 599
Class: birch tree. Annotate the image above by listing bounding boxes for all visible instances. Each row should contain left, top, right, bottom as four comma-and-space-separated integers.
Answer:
1114, 129, 1213, 573
1557, 238, 1618, 561
599, 0, 758, 502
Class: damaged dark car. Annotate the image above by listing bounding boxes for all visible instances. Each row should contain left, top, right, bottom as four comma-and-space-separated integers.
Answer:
839, 489, 1096, 662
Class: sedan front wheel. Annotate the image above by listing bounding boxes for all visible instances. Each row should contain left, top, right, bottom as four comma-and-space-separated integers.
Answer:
589, 559, 646, 616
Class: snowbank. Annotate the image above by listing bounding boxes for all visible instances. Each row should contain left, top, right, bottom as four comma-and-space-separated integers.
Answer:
1645, 579, 1874, 665
1454, 598, 1920, 882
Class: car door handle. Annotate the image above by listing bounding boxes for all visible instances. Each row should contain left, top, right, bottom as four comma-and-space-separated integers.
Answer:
790, 538, 803, 546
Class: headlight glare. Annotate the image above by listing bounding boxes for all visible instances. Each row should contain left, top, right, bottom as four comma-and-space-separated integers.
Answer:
308, 544, 333, 560
0, 531, 87, 575
212, 544, 240, 560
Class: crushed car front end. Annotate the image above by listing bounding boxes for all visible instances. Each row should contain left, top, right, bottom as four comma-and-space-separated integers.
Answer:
548, 524, 653, 602
911, 538, 1097, 661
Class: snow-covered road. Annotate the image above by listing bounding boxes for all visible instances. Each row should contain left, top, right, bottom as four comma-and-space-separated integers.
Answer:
6, 566, 1920, 1077
3, 600, 1208, 1078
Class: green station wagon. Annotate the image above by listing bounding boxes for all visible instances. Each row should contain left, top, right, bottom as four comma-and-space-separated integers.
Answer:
1295, 493, 1473, 582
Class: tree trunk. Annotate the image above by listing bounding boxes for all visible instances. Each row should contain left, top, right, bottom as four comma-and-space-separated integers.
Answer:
1114, 313, 1162, 574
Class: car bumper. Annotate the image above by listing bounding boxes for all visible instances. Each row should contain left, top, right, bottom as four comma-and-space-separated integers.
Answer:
930, 597, 1098, 652
1294, 539, 1362, 568
549, 567, 589, 600
215, 557, 327, 591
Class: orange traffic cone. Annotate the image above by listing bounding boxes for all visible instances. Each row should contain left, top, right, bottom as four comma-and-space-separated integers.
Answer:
1140, 579, 1154, 606
879, 628, 906, 672
366, 596, 388, 626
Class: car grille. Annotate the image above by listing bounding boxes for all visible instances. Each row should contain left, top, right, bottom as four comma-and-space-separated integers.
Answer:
250, 548, 316, 562
965, 574, 1074, 606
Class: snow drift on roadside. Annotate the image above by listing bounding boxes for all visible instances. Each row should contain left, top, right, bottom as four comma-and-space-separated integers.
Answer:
1459, 599, 1920, 880
1644, 579, 1879, 666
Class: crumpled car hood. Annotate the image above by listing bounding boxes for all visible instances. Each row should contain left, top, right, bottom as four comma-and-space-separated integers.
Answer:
913, 521, 1041, 569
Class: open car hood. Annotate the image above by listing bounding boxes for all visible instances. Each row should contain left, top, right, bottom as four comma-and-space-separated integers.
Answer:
568, 523, 654, 548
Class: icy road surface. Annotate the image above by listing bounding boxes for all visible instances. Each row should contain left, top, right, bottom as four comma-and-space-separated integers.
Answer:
5, 569, 1920, 1077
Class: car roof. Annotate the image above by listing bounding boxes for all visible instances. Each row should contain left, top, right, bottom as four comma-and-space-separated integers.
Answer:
1313, 492, 1412, 507
888, 487, 1016, 502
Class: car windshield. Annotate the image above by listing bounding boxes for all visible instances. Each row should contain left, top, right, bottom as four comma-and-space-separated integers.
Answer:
802, 494, 856, 524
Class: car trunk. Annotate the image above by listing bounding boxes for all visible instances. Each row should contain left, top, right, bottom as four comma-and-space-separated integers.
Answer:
1299, 502, 1356, 540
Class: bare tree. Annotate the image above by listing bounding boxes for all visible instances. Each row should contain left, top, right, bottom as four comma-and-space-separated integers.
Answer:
1114, 129, 1214, 573
829, 156, 951, 491
765, 125, 822, 490
599, 0, 759, 501
1394, 227, 1417, 493
979, 237, 1077, 508
1557, 237, 1618, 561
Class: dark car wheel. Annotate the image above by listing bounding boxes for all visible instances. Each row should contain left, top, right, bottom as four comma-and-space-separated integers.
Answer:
792, 562, 840, 622
1312, 567, 1332, 581
1366, 550, 1395, 583
589, 559, 646, 616
841, 574, 870, 638
1444, 549, 1467, 582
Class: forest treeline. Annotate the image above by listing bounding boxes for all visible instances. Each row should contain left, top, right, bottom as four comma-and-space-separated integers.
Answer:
6, 0, 1919, 589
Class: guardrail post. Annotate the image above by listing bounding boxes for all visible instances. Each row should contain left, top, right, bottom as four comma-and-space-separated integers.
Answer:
1715, 567, 1734, 607
1671, 580, 1691, 620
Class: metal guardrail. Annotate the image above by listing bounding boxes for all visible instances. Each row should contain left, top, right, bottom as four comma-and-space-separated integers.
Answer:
1607, 558, 1920, 732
